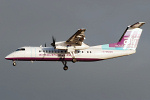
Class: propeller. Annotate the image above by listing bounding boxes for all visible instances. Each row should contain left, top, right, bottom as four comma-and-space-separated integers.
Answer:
51, 36, 56, 48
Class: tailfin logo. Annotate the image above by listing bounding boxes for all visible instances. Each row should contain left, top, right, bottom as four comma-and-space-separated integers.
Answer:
124, 33, 140, 49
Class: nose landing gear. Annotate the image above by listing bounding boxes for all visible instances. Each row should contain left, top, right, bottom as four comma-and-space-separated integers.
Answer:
13, 61, 16, 66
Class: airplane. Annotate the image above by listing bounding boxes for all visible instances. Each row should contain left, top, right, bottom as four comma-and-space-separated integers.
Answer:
5, 22, 145, 70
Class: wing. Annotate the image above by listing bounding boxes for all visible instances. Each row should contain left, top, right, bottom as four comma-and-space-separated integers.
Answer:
66, 29, 86, 46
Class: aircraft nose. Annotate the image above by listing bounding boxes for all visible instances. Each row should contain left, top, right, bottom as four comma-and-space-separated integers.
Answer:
5, 54, 13, 60
5, 55, 10, 60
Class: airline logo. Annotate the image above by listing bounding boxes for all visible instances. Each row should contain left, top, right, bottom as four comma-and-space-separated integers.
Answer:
124, 29, 142, 49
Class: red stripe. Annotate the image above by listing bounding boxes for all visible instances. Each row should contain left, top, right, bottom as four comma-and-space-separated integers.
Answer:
5, 57, 102, 61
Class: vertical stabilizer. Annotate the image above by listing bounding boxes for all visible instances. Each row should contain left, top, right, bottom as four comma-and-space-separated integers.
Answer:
101, 22, 145, 50
117, 22, 145, 50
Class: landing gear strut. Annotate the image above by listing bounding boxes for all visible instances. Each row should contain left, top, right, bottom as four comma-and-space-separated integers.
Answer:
69, 51, 77, 63
13, 61, 16, 66
62, 60, 68, 71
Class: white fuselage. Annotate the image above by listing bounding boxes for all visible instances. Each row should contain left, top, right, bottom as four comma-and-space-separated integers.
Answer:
5, 46, 136, 62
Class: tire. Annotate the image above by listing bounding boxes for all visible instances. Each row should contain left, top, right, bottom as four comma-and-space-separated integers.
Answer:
72, 58, 77, 63
63, 66, 68, 71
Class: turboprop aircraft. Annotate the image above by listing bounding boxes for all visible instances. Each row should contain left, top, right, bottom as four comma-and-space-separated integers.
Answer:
5, 22, 145, 70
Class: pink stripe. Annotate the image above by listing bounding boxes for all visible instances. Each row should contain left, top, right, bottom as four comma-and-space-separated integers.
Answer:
5, 57, 103, 62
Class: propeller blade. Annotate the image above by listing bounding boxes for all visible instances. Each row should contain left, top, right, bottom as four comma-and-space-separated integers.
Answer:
51, 36, 56, 47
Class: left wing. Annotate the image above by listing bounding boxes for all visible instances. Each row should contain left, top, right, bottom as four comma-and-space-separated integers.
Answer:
66, 29, 86, 46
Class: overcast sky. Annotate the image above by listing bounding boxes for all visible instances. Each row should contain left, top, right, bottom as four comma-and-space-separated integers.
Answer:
1, 0, 150, 100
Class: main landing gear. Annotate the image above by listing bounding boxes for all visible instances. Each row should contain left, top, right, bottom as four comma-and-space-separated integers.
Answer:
62, 60, 68, 71
61, 58, 77, 71
63, 66, 68, 71
69, 51, 77, 63
13, 61, 16, 66
72, 58, 77, 63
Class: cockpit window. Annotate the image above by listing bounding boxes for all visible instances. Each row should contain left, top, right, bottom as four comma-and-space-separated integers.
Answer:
16, 48, 25, 51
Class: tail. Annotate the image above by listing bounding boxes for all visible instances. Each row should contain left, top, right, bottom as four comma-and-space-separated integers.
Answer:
117, 22, 145, 50
102, 22, 145, 50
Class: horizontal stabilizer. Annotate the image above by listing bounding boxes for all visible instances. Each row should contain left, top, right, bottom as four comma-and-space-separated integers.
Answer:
130, 22, 145, 28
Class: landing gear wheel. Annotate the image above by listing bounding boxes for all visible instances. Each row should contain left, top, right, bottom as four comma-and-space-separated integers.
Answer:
13, 62, 16, 66
72, 58, 77, 63
63, 66, 68, 71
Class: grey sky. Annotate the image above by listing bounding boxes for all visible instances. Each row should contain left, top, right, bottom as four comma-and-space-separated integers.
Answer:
1, 0, 150, 100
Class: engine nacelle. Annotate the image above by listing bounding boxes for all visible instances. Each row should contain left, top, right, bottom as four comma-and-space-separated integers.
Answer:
54, 41, 89, 50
